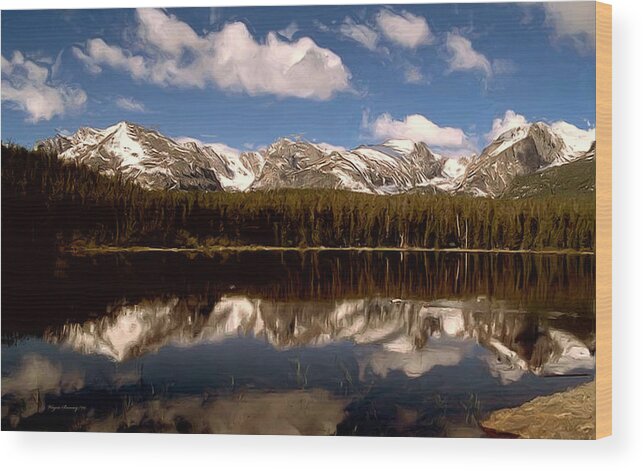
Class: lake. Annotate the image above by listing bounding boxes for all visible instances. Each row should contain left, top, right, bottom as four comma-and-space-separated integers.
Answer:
1, 250, 595, 436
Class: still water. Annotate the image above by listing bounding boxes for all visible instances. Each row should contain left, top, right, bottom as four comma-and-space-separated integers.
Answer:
2, 250, 595, 436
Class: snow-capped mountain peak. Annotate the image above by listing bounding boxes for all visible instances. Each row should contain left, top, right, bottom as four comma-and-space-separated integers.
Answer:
490, 125, 531, 157
37, 120, 595, 197
550, 121, 596, 162
381, 139, 417, 154
40, 122, 224, 191
458, 121, 595, 197
251, 137, 452, 194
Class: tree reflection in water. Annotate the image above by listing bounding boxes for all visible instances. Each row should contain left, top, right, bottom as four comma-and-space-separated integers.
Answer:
2, 251, 595, 435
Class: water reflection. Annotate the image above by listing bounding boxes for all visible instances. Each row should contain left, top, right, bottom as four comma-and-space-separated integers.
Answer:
43, 296, 594, 381
2, 251, 595, 435
2, 250, 595, 339
86, 390, 349, 435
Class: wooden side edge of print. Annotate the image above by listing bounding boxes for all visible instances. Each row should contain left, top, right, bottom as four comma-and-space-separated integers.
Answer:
595, 0, 612, 440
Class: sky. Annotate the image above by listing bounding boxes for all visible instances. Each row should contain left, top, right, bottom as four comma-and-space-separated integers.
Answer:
1, 3, 596, 155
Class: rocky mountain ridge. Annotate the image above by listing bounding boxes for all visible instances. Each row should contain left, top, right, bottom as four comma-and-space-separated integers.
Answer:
36, 120, 595, 197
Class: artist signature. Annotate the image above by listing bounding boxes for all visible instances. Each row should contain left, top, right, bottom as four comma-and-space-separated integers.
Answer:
47, 404, 87, 413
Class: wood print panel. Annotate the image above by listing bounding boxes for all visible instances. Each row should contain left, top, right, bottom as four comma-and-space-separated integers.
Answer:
1, 2, 608, 438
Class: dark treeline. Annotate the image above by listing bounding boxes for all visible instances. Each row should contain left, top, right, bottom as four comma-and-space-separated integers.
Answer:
2, 250, 595, 341
2, 145, 595, 251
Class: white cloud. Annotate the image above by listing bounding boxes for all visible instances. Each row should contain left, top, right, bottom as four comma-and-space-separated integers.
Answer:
544, 2, 595, 54
445, 32, 492, 78
375, 9, 434, 49
73, 8, 351, 100
136, 8, 205, 55
339, 17, 380, 51
73, 39, 147, 78
313, 20, 331, 33
485, 110, 529, 142
50, 50, 64, 80
366, 113, 471, 151
209, 23, 351, 99
1, 51, 87, 122
115, 96, 146, 112
278, 22, 299, 41
71, 47, 102, 75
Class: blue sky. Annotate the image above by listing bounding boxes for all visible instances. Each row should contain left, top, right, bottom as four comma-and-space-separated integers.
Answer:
1, 3, 596, 154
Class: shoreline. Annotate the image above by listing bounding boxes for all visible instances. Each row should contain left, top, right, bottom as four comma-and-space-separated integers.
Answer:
480, 381, 596, 439
66, 245, 596, 256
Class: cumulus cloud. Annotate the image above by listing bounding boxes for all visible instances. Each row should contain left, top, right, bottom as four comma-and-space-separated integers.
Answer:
365, 113, 471, 151
339, 17, 380, 51
1, 51, 87, 122
136, 7, 205, 55
485, 110, 529, 142
115, 96, 146, 112
375, 9, 434, 49
73, 38, 148, 78
72, 8, 351, 100
445, 32, 492, 78
336, 10, 434, 83
544, 2, 595, 54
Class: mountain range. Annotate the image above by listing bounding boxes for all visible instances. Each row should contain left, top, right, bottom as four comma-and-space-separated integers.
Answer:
36, 120, 595, 198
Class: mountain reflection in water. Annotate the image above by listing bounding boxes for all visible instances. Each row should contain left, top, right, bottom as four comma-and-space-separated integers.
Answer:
44, 296, 594, 380
2, 251, 595, 436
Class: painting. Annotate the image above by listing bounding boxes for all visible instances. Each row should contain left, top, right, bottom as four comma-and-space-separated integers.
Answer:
1, 2, 611, 438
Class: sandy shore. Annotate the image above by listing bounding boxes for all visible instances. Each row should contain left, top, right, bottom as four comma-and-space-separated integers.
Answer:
480, 381, 596, 439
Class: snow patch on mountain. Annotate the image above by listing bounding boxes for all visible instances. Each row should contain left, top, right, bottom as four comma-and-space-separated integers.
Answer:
489, 125, 531, 157
381, 139, 417, 154
551, 121, 595, 153
459, 121, 595, 197
41, 122, 223, 191
549, 121, 596, 165
440, 155, 470, 180
37, 120, 595, 197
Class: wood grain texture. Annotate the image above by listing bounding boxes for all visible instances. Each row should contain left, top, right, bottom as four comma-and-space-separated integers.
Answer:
596, 1, 612, 439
